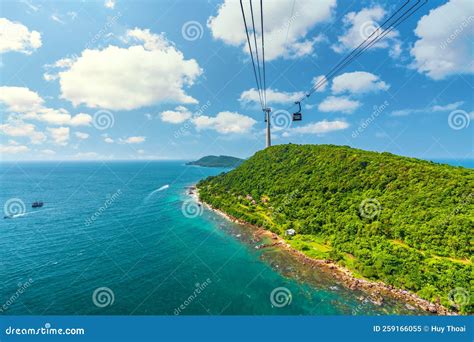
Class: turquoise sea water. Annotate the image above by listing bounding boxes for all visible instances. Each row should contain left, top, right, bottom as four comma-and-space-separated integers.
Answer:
0, 160, 470, 315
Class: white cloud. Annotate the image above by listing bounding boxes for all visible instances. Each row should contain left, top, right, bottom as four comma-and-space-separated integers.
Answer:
318, 96, 361, 113
160, 106, 192, 124
0, 119, 46, 144
391, 101, 465, 116
290, 120, 349, 134
0, 140, 29, 154
332, 6, 400, 57
49, 29, 202, 110
0, 18, 42, 54
432, 101, 464, 112
240, 88, 305, 106
48, 127, 70, 146
312, 75, 328, 92
104, 0, 116, 9
0, 86, 43, 112
40, 149, 56, 155
0, 86, 92, 126
119, 136, 145, 144
192, 111, 256, 134
410, 0, 474, 80
208, 0, 336, 60
75, 132, 89, 140
104, 137, 114, 143
331, 71, 389, 95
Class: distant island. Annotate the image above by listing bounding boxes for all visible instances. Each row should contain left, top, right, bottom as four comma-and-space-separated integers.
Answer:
197, 144, 473, 314
186, 155, 244, 168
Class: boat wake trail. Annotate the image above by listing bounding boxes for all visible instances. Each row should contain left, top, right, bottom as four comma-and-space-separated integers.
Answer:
144, 184, 170, 202
4, 207, 56, 219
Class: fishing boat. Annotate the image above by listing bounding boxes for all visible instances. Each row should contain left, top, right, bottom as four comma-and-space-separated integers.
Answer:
32, 201, 44, 208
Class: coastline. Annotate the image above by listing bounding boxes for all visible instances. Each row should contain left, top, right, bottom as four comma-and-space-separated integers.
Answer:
188, 185, 456, 316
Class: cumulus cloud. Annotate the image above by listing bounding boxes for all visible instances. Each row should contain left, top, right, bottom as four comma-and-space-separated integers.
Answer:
0, 141, 29, 154
0, 86, 43, 112
288, 120, 349, 135
332, 6, 401, 57
193, 111, 256, 134
331, 71, 389, 95
0, 18, 42, 54
0, 119, 46, 144
208, 0, 336, 60
0, 86, 92, 126
119, 136, 146, 144
318, 96, 361, 113
48, 127, 70, 146
160, 106, 192, 124
240, 88, 305, 106
104, 0, 116, 9
410, 0, 474, 80
74, 132, 89, 140
48, 28, 202, 110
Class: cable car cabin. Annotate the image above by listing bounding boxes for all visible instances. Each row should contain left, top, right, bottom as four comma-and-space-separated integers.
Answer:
292, 112, 302, 121
292, 101, 302, 121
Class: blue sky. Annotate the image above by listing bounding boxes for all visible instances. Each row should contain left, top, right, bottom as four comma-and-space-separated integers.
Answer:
0, 0, 473, 161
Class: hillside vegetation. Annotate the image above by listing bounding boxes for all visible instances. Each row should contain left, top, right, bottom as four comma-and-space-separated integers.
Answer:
197, 144, 473, 313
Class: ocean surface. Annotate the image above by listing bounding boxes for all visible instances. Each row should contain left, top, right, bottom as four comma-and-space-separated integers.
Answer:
0, 159, 471, 315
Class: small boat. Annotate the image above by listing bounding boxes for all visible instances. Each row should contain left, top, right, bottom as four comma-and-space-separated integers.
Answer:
32, 201, 44, 208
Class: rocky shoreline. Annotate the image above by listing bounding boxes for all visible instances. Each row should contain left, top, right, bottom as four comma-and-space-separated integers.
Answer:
188, 185, 457, 316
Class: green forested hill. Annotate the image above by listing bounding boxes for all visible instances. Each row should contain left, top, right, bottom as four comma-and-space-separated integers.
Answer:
186, 155, 244, 168
197, 144, 474, 313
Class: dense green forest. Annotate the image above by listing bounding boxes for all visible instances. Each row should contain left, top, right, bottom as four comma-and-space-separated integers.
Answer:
186, 155, 244, 168
197, 144, 473, 313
